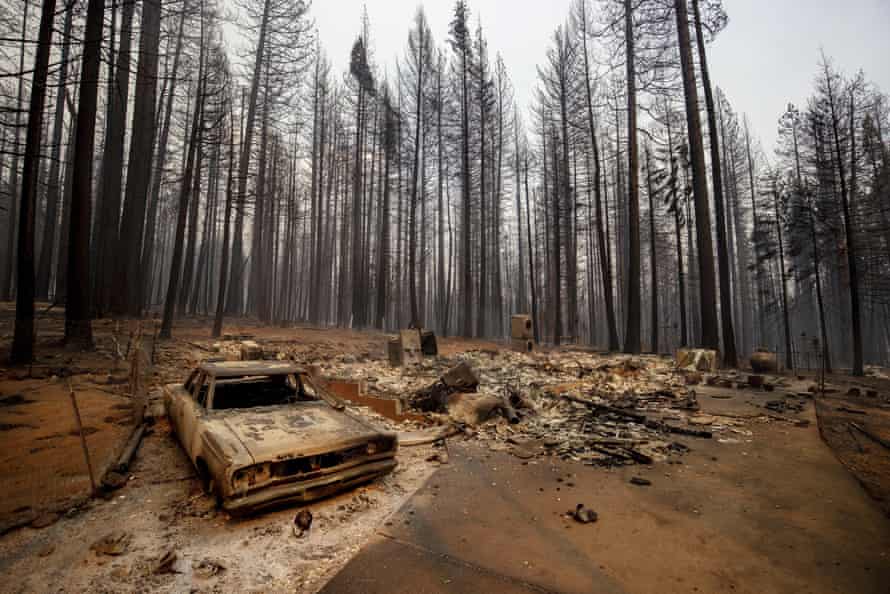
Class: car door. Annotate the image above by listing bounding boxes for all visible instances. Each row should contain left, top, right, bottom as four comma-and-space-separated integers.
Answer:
179, 371, 208, 462
182, 372, 215, 460
168, 370, 197, 441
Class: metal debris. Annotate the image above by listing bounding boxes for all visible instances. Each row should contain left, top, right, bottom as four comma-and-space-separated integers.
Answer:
293, 509, 313, 538
569, 504, 598, 524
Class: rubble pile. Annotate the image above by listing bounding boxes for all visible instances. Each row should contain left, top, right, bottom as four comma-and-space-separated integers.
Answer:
309, 347, 741, 466
189, 337, 794, 467
478, 389, 711, 466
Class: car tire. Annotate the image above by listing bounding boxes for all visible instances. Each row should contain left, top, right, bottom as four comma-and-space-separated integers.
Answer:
196, 459, 213, 494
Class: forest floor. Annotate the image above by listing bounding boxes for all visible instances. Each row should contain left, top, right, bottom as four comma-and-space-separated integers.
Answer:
0, 302, 888, 593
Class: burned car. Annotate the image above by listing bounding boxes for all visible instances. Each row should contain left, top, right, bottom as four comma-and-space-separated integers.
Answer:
163, 361, 398, 514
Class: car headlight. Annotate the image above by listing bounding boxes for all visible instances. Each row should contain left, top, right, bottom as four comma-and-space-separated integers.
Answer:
232, 463, 271, 488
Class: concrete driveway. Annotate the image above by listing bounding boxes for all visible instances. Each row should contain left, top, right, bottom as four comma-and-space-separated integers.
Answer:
322, 388, 890, 594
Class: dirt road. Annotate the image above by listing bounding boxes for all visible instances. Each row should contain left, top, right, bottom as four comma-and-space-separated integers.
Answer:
323, 387, 890, 594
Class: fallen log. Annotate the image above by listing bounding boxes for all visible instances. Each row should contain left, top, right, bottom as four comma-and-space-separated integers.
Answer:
645, 420, 712, 439
557, 394, 647, 423
622, 448, 654, 465
837, 406, 867, 415
586, 444, 653, 465
114, 423, 147, 473
588, 444, 633, 462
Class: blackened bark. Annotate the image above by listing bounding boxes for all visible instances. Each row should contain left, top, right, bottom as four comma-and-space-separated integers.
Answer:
160, 77, 203, 339
11, 0, 57, 363
2, 3, 29, 301
623, 0, 641, 354
115, 0, 162, 317
95, 0, 135, 315
579, 5, 619, 350
645, 147, 658, 354
142, 5, 187, 308
772, 184, 793, 371
65, 0, 106, 347
36, 3, 74, 300
674, 0, 719, 351
524, 156, 539, 343
692, 0, 737, 366
229, 0, 271, 316
844, 91, 864, 375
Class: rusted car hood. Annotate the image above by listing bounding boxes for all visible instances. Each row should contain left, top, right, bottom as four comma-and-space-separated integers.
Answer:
203, 402, 386, 464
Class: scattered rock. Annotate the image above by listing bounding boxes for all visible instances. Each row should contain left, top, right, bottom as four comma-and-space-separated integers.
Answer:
101, 471, 129, 491
445, 392, 504, 426
765, 400, 804, 414
689, 414, 716, 426
846, 387, 861, 397
569, 504, 598, 524
511, 445, 537, 460
442, 362, 480, 391
193, 558, 226, 579
293, 509, 313, 537
629, 476, 652, 486
109, 565, 131, 580
90, 531, 132, 556
836, 406, 866, 415
153, 549, 178, 574
426, 451, 449, 464
748, 375, 765, 388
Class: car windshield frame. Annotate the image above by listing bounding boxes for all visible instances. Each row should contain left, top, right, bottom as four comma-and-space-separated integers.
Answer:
206, 372, 318, 411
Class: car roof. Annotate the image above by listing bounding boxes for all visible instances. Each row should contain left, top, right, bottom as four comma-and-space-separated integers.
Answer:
198, 360, 305, 378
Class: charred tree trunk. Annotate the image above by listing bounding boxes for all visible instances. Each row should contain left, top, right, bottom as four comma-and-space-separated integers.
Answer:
623, 0, 641, 354
771, 184, 793, 371
142, 5, 187, 308
160, 74, 204, 339
114, 0, 162, 317
674, 0, 719, 351
229, 0, 271, 316
94, 0, 135, 315
645, 147, 658, 354
692, 0, 737, 366
11, 0, 57, 363
65, 0, 106, 347
36, 3, 74, 300
2, 2, 29, 301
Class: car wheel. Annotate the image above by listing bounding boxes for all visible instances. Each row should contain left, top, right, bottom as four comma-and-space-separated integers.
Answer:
196, 459, 213, 494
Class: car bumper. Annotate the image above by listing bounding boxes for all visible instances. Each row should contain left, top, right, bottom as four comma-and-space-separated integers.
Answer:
222, 458, 398, 514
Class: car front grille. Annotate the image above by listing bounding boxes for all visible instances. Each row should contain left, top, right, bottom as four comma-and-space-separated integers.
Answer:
270, 443, 370, 479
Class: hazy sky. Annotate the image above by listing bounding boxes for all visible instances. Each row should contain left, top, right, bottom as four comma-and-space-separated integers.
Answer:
312, 0, 890, 152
